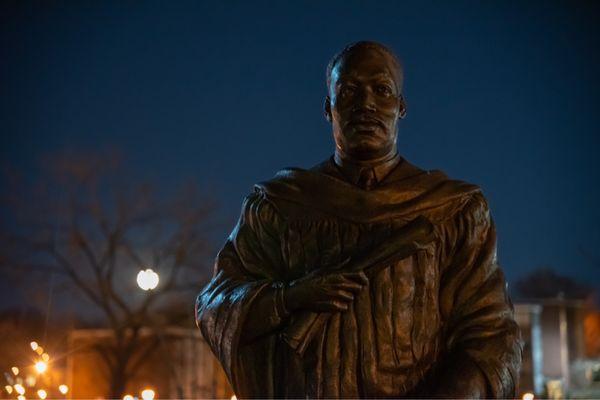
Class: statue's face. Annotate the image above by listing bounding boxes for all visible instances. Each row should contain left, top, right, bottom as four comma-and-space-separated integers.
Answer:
326, 47, 406, 161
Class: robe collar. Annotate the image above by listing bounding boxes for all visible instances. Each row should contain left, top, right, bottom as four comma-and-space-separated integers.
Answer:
256, 156, 480, 223
333, 151, 400, 189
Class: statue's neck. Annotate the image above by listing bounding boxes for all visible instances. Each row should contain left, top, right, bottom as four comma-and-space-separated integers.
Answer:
334, 147, 398, 168
333, 149, 400, 187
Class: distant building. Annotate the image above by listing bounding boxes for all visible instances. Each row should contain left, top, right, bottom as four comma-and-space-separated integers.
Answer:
67, 327, 233, 399
515, 300, 600, 398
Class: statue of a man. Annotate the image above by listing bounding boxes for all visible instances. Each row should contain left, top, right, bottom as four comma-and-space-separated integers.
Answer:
196, 41, 522, 398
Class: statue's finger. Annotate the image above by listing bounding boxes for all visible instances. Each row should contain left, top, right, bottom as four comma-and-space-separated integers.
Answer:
329, 289, 354, 302
330, 280, 363, 293
341, 271, 369, 285
316, 300, 348, 312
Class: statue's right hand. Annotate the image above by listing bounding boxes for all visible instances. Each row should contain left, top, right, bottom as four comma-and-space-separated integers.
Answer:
284, 266, 368, 313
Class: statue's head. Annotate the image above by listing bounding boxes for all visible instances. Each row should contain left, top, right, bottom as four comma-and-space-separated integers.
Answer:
324, 41, 406, 162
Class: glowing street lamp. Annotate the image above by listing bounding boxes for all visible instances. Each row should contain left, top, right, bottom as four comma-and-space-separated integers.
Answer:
136, 269, 159, 291
58, 384, 69, 395
5, 385, 13, 394
14, 384, 25, 395
37, 389, 47, 399
35, 361, 47, 374
11, 367, 19, 375
123, 395, 134, 400
30, 341, 39, 351
141, 388, 155, 400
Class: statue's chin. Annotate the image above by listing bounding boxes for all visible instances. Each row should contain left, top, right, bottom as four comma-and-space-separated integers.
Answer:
343, 135, 392, 161
343, 141, 393, 162
334, 128, 396, 162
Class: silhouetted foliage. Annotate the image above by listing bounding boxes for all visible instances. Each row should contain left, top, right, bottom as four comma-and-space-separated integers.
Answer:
515, 267, 592, 300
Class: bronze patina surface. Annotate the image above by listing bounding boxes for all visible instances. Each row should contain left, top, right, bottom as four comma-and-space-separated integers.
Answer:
196, 41, 522, 398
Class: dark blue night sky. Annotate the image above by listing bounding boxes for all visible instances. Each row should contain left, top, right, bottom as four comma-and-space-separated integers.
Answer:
2, 1, 599, 294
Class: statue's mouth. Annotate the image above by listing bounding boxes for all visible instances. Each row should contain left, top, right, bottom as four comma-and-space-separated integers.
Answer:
349, 117, 383, 131
349, 114, 383, 127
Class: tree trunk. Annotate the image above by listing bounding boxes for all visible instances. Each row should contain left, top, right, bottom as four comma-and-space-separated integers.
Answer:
109, 364, 128, 399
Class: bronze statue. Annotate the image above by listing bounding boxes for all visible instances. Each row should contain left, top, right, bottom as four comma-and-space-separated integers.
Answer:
196, 41, 522, 398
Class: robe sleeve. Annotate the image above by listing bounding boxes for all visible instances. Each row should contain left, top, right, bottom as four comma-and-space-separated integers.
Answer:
195, 190, 287, 398
436, 192, 522, 398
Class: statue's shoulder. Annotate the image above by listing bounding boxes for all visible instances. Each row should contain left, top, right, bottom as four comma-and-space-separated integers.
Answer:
250, 167, 330, 222
420, 167, 490, 223
255, 158, 342, 195
386, 158, 481, 198
387, 158, 489, 220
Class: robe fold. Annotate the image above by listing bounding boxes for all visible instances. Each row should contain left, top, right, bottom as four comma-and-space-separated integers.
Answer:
196, 158, 522, 398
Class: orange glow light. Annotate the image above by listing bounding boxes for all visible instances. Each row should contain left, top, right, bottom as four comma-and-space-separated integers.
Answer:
141, 388, 155, 400
34, 361, 47, 373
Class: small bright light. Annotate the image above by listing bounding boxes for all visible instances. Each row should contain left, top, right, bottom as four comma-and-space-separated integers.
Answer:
37, 389, 47, 399
5, 385, 13, 394
522, 393, 535, 400
137, 269, 159, 290
18, 395, 26, 400
59, 384, 69, 394
14, 384, 25, 395
231, 395, 237, 400
141, 388, 155, 400
123, 395, 134, 400
34, 361, 47, 373
25, 375, 36, 387
30, 341, 39, 351
11, 366, 19, 375
35, 346, 44, 355
41, 353, 50, 362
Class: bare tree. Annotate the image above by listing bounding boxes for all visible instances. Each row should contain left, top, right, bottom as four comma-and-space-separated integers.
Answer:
1, 150, 215, 398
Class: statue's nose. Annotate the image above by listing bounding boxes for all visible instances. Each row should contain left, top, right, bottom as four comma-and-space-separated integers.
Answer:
352, 88, 376, 112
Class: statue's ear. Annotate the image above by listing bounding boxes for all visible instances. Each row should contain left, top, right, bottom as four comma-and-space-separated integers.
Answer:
398, 94, 407, 119
324, 96, 332, 123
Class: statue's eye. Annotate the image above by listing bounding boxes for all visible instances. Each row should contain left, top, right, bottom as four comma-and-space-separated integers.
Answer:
376, 85, 393, 97
340, 85, 356, 97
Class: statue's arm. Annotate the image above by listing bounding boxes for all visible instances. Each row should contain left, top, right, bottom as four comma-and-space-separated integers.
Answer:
197, 191, 290, 339
435, 192, 522, 398
198, 191, 367, 347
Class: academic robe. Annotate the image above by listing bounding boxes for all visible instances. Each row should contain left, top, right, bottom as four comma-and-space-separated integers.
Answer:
196, 157, 522, 398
